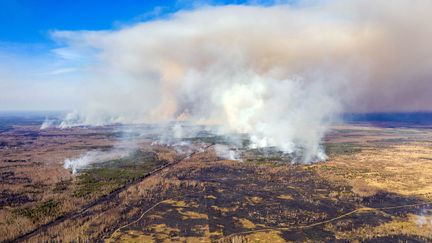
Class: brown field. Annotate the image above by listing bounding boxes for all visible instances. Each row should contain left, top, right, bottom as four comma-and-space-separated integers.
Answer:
1, 120, 432, 242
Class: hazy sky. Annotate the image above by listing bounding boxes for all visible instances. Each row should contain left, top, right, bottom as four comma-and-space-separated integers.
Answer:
0, 0, 431, 112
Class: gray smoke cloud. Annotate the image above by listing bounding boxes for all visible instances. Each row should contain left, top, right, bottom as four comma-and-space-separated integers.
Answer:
52, 0, 432, 162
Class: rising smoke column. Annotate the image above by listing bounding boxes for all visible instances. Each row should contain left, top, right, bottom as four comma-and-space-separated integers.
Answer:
54, 0, 432, 162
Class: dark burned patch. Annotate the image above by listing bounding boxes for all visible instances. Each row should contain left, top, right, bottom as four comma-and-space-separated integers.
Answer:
112, 164, 354, 241
360, 192, 427, 220
370, 138, 408, 144
0, 190, 33, 208
0, 126, 12, 133
193, 165, 257, 182
0, 140, 7, 148
363, 235, 430, 243
70, 145, 114, 151
132, 193, 209, 238
0, 171, 32, 184
194, 166, 357, 239
3, 159, 28, 163
4, 131, 40, 143
362, 192, 422, 208
21, 131, 39, 140
23, 182, 47, 194
112, 162, 432, 242
332, 210, 392, 232
105, 185, 207, 242
281, 228, 336, 242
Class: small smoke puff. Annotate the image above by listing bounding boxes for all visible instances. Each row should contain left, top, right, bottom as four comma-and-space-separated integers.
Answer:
64, 153, 94, 174
416, 209, 432, 228
214, 144, 241, 161
63, 150, 130, 174
416, 214, 427, 227
40, 119, 55, 130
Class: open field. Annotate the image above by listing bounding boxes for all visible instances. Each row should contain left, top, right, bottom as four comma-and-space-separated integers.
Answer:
1, 116, 432, 242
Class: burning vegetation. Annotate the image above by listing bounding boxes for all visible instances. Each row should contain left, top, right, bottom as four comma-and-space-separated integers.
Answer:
1, 116, 432, 242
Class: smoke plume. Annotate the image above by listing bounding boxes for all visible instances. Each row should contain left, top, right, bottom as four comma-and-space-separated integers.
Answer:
64, 150, 131, 174
53, 0, 432, 162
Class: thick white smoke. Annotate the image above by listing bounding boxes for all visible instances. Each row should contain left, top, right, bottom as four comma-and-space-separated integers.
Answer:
53, 0, 432, 162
